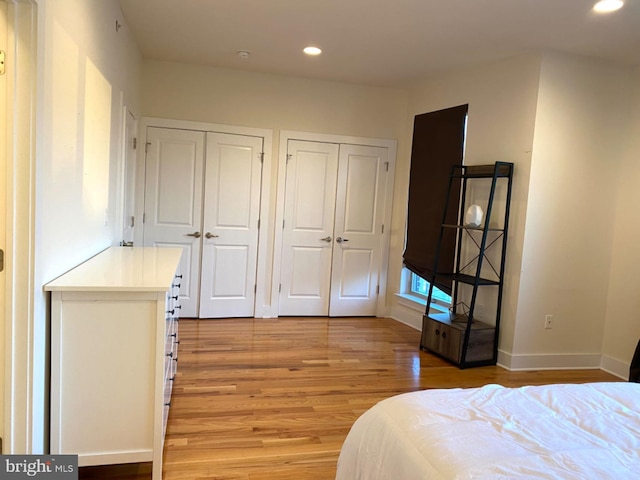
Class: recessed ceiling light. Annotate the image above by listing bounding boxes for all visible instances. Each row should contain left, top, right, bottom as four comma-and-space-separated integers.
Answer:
303, 46, 322, 56
593, 0, 624, 13
236, 50, 251, 59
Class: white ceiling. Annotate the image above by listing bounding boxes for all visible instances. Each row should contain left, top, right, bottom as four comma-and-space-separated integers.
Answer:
118, 0, 640, 87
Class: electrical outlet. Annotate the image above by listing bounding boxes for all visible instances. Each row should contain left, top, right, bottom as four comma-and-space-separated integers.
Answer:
544, 314, 553, 330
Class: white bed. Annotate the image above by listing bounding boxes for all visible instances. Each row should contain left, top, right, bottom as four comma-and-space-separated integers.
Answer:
336, 382, 640, 479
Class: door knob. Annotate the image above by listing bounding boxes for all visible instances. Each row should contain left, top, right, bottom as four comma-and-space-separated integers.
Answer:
336, 237, 349, 243
186, 232, 201, 238
205, 232, 219, 239
320, 236, 332, 242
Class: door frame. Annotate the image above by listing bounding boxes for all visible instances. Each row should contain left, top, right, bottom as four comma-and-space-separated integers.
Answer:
272, 130, 397, 318
118, 106, 137, 245
3, 0, 39, 453
135, 117, 273, 318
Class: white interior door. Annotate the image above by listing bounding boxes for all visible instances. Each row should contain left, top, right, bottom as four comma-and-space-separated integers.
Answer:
143, 127, 205, 317
122, 109, 137, 245
329, 145, 388, 316
279, 140, 339, 316
199, 132, 263, 318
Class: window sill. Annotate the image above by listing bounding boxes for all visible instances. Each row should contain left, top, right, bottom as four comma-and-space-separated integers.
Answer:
395, 293, 426, 312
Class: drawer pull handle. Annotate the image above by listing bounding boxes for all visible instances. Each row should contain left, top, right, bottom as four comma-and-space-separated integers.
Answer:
166, 309, 174, 315
170, 333, 177, 338
171, 375, 176, 382
172, 283, 181, 288
166, 352, 173, 358
175, 274, 183, 279
164, 402, 171, 407
175, 305, 182, 310
173, 357, 178, 362
175, 340, 180, 345
171, 295, 179, 300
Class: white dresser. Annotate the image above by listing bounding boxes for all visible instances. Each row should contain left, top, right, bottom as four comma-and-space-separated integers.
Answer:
45, 246, 183, 479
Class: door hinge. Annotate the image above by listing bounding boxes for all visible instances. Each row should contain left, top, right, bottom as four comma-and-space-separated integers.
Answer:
257, 218, 260, 229
130, 216, 135, 227
145, 142, 151, 153
376, 285, 380, 295
255, 284, 257, 294
286, 154, 292, 164
279, 283, 282, 293
259, 152, 265, 163
133, 137, 138, 150
142, 213, 146, 224
381, 224, 384, 234
282, 220, 285, 229
385, 161, 389, 172
0, 50, 5, 76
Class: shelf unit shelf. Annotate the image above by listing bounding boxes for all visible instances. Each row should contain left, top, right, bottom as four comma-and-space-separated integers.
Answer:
420, 161, 514, 368
442, 224, 505, 232
433, 272, 500, 286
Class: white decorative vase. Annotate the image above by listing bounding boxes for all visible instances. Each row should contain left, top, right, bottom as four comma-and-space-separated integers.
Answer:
465, 204, 484, 228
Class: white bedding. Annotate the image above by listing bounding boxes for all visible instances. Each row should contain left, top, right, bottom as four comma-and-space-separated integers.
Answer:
336, 382, 640, 479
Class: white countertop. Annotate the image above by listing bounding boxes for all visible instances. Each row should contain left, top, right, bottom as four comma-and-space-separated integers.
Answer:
44, 246, 183, 292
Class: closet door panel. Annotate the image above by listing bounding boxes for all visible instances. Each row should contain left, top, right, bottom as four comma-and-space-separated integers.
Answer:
330, 145, 388, 316
143, 127, 205, 317
279, 140, 339, 316
199, 132, 263, 318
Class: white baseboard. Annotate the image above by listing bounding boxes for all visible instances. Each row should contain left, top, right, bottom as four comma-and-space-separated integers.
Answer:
498, 350, 619, 374
600, 354, 630, 380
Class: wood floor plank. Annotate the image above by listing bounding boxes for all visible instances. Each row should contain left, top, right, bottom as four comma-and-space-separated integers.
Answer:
79, 317, 620, 479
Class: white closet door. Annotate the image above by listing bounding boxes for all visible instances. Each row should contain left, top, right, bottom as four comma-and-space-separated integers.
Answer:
329, 145, 388, 316
199, 133, 263, 318
279, 140, 339, 316
143, 127, 205, 317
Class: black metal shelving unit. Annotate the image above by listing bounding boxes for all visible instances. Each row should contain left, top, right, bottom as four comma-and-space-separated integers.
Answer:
420, 162, 514, 368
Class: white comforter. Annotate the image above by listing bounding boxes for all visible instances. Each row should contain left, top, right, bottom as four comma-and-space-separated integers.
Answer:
336, 382, 640, 479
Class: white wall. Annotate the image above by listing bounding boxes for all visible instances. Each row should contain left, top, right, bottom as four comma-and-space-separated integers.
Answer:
142, 60, 407, 141
37, 0, 141, 281
602, 65, 640, 377
390, 55, 542, 356
30, 0, 141, 451
515, 54, 632, 370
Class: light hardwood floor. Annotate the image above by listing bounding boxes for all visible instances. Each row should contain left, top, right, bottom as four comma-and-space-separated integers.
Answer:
79, 317, 621, 479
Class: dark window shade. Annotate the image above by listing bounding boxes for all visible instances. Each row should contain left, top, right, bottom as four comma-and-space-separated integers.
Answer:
403, 104, 468, 295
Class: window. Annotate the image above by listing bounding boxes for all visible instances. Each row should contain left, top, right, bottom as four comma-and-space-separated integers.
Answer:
402, 105, 468, 296
410, 272, 451, 305
396, 267, 452, 312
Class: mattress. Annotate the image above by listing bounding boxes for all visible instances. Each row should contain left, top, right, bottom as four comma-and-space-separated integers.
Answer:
336, 382, 640, 479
